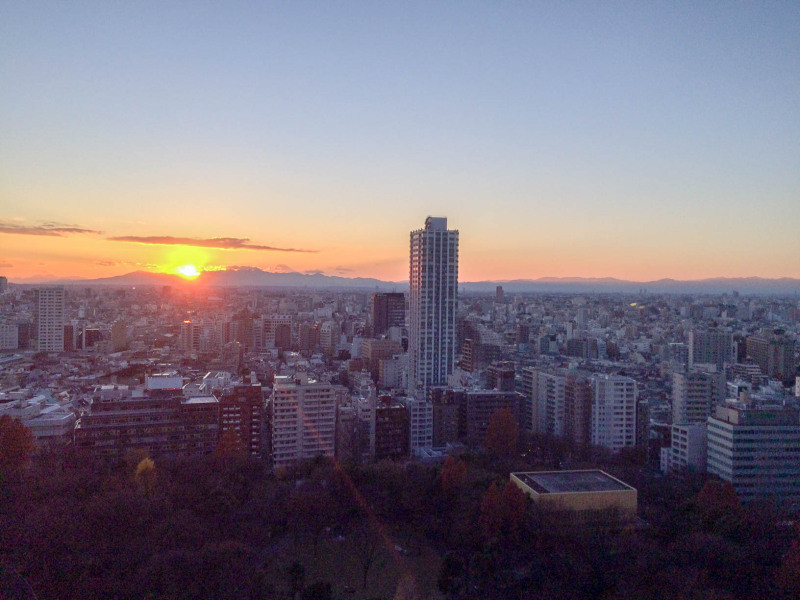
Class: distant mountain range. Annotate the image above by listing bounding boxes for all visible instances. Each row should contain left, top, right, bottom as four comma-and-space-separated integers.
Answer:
462, 277, 800, 295
9, 268, 800, 295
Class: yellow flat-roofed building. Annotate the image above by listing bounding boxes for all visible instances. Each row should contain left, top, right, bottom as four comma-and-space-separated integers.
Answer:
511, 469, 637, 522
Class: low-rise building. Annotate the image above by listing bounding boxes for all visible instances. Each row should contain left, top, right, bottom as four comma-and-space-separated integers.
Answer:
75, 386, 219, 459
511, 470, 637, 523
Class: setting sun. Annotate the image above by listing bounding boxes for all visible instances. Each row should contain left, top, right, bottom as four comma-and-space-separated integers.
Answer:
175, 264, 201, 279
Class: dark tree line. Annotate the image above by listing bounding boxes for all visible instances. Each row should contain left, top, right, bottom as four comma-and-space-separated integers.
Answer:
1, 422, 799, 599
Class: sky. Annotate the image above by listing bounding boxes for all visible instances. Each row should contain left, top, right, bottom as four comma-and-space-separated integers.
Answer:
2, 1, 799, 283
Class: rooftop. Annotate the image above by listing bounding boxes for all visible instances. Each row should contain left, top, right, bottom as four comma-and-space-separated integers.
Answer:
513, 470, 633, 494
183, 396, 218, 405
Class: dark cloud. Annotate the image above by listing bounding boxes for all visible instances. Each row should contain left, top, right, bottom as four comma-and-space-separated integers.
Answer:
107, 235, 316, 253
335, 266, 353, 273
0, 221, 102, 236
96, 260, 118, 267
0, 262, 12, 268
304, 269, 325, 275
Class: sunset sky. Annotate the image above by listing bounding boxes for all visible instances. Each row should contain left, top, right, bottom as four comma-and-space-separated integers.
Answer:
2, 2, 799, 283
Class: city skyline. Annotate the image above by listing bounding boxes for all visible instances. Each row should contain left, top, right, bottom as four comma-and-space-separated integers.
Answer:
3, 3, 799, 283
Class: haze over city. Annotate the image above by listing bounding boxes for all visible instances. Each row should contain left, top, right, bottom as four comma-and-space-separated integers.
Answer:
3, 3, 799, 283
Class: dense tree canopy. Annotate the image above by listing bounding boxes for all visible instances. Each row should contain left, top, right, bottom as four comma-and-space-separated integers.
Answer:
0, 447, 796, 599
0, 415, 35, 481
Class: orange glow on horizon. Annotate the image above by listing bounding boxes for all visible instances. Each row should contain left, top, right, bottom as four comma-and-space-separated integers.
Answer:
2, 228, 798, 283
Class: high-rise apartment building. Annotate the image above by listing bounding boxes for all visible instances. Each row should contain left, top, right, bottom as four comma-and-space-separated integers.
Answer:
374, 397, 410, 459
219, 383, 265, 457
429, 387, 460, 447
402, 396, 433, 456
564, 373, 592, 448
35, 287, 65, 352
590, 374, 637, 452
519, 367, 539, 436
519, 367, 570, 437
688, 328, 733, 369
672, 369, 725, 425
270, 373, 336, 469
408, 217, 458, 394
536, 370, 567, 437
319, 320, 340, 357
746, 334, 796, 384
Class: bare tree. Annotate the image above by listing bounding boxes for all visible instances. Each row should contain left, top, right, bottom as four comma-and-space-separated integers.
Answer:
351, 520, 384, 590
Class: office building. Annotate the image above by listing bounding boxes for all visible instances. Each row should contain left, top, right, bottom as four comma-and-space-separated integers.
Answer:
408, 217, 458, 394
35, 287, 65, 352
371, 292, 405, 336
707, 403, 800, 504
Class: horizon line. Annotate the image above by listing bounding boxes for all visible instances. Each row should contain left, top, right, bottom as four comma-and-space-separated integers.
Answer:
6, 270, 800, 286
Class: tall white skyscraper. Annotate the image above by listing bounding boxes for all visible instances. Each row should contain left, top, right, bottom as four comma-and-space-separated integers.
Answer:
36, 286, 65, 352
409, 216, 459, 394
